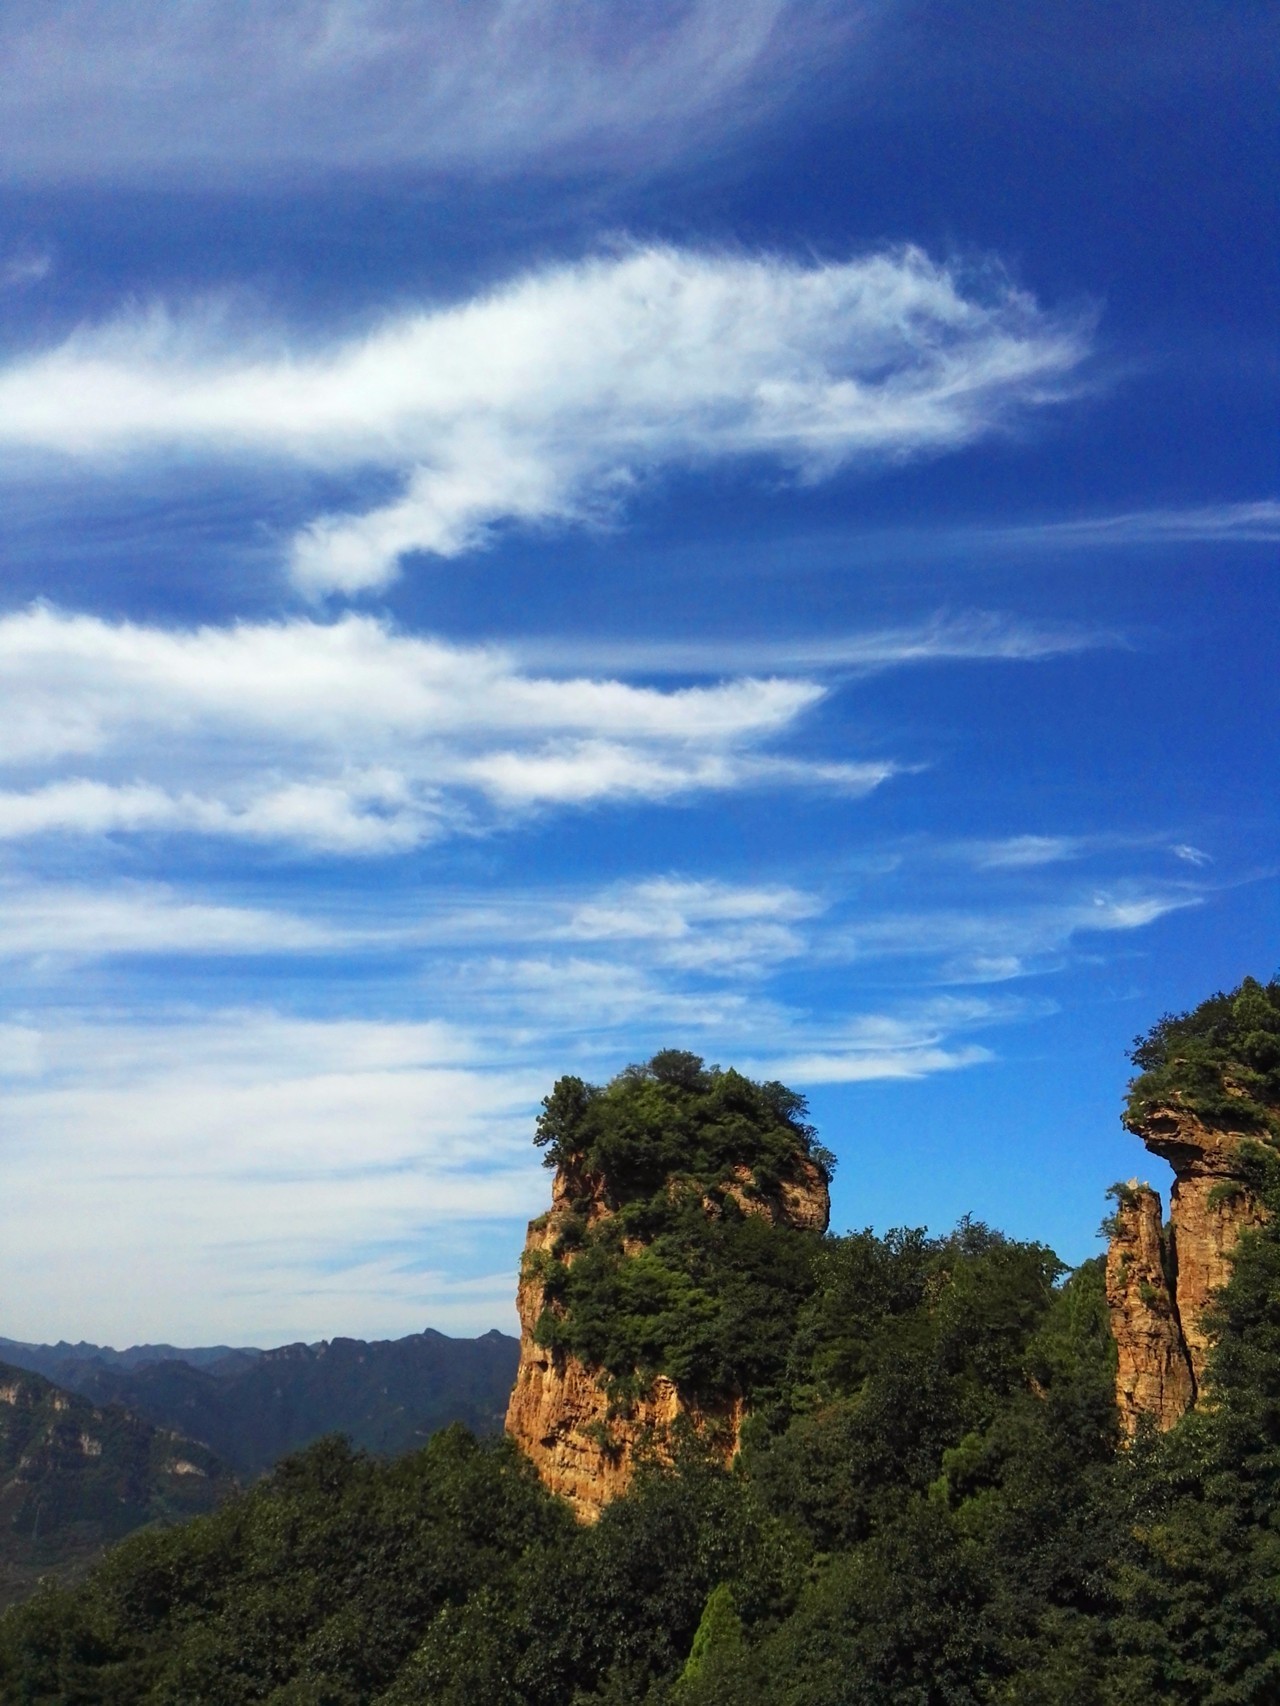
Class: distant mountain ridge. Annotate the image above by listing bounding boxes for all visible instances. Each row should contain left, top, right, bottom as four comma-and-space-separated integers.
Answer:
0, 1328, 520, 1480
0, 1336, 260, 1382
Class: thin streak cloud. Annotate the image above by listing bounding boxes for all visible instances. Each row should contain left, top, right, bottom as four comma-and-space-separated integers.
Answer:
991, 499, 1280, 548
511, 612, 1116, 675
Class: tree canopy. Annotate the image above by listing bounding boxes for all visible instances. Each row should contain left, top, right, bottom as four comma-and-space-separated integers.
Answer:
529, 1053, 833, 1404
1125, 974, 1280, 1136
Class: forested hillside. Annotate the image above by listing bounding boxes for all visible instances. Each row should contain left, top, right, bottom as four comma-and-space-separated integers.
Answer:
0, 1365, 232, 1615
3, 979, 1278, 1704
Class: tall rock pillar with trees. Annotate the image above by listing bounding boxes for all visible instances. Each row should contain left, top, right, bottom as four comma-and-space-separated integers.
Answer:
1106, 976, 1280, 1433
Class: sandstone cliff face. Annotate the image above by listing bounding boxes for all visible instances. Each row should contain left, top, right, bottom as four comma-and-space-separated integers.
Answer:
1104, 1182, 1193, 1434
1107, 1104, 1268, 1431
505, 1158, 829, 1522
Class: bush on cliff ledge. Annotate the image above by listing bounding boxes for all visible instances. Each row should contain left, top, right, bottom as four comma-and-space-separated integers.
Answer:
1125, 974, 1280, 1137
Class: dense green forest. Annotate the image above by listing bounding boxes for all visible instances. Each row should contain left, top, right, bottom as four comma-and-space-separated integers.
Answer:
3, 980, 1279, 1704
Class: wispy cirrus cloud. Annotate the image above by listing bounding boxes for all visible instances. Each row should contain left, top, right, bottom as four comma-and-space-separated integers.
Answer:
0, 1008, 546, 1341
966, 834, 1090, 870
0, 1, 859, 185
564, 876, 818, 971
512, 611, 1117, 675
0, 986, 1014, 1340
0, 881, 340, 959
0, 603, 1119, 854
751, 997, 1010, 1083
0, 244, 52, 290
0, 859, 1203, 986
826, 885, 1201, 982
0, 606, 882, 850
0, 855, 1204, 1338
0, 246, 1093, 594
990, 499, 1280, 548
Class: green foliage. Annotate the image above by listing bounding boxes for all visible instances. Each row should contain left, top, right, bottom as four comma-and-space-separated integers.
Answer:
677, 1584, 745, 1695
1125, 975, 1280, 1137
539, 1194, 821, 1404
0, 1427, 572, 1705
532, 1054, 831, 1404
533, 1053, 834, 1193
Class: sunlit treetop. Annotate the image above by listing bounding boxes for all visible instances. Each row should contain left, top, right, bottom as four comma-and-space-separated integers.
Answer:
534, 1050, 835, 1202
1125, 975, 1280, 1137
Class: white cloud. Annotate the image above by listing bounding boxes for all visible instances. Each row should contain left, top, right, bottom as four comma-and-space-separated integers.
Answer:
471, 955, 774, 1036
0, 1, 853, 184
969, 835, 1087, 869
993, 499, 1280, 548
0, 606, 862, 849
0, 853, 1201, 1339
826, 885, 1202, 981
0, 246, 1093, 592
762, 1043, 991, 1082
1171, 842, 1212, 866
747, 994, 1018, 1082
0, 882, 339, 958
0, 1009, 545, 1341
0, 986, 1020, 1340
565, 876, 818, 971
513, 612, 1116, 675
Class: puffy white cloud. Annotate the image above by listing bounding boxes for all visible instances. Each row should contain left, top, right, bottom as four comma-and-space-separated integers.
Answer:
0, 246, 1092, 592
0, 1, 850, 184
0, 606, 856, 849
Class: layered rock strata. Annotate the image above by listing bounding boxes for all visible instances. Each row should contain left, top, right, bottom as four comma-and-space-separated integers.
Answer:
1107, 1104, 1268, 1432
505, 1159, 828, 1522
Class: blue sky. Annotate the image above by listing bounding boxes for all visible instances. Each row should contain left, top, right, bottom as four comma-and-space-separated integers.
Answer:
0, 0, 1275, 1346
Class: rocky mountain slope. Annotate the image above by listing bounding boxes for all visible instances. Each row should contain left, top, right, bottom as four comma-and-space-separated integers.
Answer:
0, 1361, 232, 1612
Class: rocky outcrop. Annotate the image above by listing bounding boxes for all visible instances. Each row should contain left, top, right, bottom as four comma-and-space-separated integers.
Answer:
1104, 1181, 1193, 1434
505, 1158, 829, 1522
1107, 1104, 1269, 1431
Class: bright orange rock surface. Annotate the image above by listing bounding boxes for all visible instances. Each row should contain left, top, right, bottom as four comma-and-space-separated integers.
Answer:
1107, 1104, 1269, 1431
